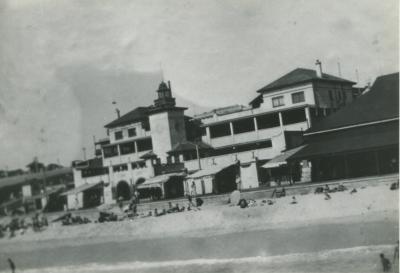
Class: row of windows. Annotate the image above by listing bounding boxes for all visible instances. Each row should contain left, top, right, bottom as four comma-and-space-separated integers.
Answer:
81, 167, 109, 178
114, 127, 137, 141
208, 109, 306, 139
103, 138, 153, 158
272, 91, 305, 108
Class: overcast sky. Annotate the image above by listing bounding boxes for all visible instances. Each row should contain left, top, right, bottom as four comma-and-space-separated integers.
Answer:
0, 0, 398, 169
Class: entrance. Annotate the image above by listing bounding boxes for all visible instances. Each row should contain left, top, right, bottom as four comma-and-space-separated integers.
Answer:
116, 181, 131, 200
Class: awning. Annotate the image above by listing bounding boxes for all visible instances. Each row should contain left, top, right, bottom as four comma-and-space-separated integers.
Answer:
262, 145, 306, 169
59, 181, 103, 196
186, 164, 234, 179
137, 173, 185, 189
289, 129, 398, 160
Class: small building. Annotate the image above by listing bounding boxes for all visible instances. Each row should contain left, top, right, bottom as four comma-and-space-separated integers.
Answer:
0, 166, 73, 215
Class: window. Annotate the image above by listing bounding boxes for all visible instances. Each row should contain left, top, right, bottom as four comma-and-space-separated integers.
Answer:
119, 141, 135, 155
328, 90, 333, 101
281, 108, 307, 125
114, 131, 123, 140
103, 145, 118, 158
137, 138, 153, 152
128, 128, 136, 137
256, 113, 280, 129
291, 91, 305, 104
232, 118, 255, 134
272, 96, 284, 107
113, 164, 128, 172
209, 123, 231, 138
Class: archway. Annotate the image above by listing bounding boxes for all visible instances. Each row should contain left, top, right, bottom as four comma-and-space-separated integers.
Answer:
116, 180, 131, 200
135, 177, 146, 186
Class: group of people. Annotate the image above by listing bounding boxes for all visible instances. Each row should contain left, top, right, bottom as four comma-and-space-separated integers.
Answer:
0, 213, 49, 239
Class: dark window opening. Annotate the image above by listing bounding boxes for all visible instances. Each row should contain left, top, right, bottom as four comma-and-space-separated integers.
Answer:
209, 123, 231, 138
291, 91, 305, 104
137, 138, 153, 152
212, 140, 272, 156
113, 164, 128, 172
103, 145, 118, 158
114, 131, 123, 140
281, 108, 307, 125
131, 161, 146, 170
201, 127, 207, 136
119, 141, 136, 155
232, 117, 255, 134
256, 113, 280, 130
82, 167, 109, 178
329, 90, 333, 101
272, 96, 284, 107
128, 128, 137, 137
142, 120, 150, 131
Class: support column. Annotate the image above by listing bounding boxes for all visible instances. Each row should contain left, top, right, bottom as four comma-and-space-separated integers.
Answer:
229, 122, 234, 144
134, 141, 138, 155
206, 127, 211, 143
278, 112, 284, 131
253, 116, 259, 140
305, 107, 311, 129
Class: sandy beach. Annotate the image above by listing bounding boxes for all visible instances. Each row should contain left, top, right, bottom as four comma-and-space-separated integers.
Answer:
0, 182, 398, 272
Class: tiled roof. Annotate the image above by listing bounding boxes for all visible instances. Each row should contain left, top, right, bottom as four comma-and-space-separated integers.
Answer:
104, 107, 151, 129
306, 72, 399, 134
257, 68, 355, 93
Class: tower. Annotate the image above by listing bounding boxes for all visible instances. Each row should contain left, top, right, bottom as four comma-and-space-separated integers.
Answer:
148, 81, 187, 163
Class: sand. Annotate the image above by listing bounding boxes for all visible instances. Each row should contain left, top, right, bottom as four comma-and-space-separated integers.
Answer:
0, 183, 397, 247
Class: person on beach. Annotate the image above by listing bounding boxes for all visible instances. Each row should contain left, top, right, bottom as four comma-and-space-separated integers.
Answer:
290, 196, 297, 204
191, 181, 197, 198
7, 258, 15, 273
380, 253, 391, 272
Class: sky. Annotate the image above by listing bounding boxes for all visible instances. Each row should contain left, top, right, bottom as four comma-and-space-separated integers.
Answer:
0, 0, 398, 170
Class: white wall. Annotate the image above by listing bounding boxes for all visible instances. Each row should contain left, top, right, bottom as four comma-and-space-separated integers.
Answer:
240, 162, 259, 189
108, 122, 151, 144
260, 83, 315, 111
22, 185, 32, 197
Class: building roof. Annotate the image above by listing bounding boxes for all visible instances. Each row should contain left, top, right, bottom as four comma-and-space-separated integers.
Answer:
168, 141, 214, 154
306, 72, 399, 135
262, 145, 306, 168
0, 167, 72, 190
290, 126, 398, 160
104, 106, 151, 129
257, 68, 355, 93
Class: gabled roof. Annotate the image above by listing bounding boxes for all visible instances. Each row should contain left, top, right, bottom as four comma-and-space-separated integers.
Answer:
306, 72, 399, 134
104, 106, 152, 129
257, 68, 355, 93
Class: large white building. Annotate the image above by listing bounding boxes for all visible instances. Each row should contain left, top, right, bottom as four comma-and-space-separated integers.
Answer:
68, 61, 356, 209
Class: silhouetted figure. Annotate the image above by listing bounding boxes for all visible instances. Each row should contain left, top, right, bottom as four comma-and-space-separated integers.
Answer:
290, 196, 297, 204
7, 258, 15, 273
380, 253, 391, 272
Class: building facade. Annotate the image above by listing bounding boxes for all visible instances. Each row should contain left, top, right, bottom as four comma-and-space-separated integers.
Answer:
70, 61, 357, 208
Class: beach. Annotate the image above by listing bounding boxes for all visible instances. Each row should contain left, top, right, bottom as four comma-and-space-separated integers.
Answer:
0, 182, 398, 273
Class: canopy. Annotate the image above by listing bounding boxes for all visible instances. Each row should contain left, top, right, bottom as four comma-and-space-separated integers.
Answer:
59, 181, 103, 196
137, 173, 184, 189
186, 164, 234, 179
262, 145, 306, 169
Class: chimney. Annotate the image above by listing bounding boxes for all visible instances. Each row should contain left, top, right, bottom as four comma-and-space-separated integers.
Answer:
167, 80, 171, 90
315, 59, 322, 78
